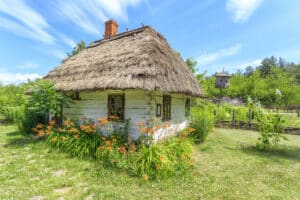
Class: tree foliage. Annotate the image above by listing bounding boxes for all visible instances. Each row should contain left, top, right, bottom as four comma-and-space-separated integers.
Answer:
199, 56, 300, 108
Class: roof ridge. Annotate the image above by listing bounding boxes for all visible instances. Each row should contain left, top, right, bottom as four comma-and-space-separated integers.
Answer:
87, 26, 152, 49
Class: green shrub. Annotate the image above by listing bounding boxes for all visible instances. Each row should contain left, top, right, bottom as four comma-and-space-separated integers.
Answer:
255, 109, 288, 151
234, 107, 249, 121
18, 80, 69, 134
189, 107, 215, 143
129, 137, 194, 180
17, 106, 49, 134
3, 106, 21, 123
95, 136, 129, 169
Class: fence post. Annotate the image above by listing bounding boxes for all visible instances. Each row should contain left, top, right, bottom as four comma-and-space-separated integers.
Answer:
248, 109, 252, 125
232, 109, 235, 122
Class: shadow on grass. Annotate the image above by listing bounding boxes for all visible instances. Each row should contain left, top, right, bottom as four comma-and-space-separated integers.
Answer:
3, 129, 40, 148
239, 144, 300, 162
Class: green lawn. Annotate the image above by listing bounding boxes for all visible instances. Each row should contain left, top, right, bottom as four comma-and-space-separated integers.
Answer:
0, 125, 299, 200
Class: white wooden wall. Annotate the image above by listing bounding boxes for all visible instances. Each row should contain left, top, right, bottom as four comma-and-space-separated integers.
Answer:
63, 90, 191, 140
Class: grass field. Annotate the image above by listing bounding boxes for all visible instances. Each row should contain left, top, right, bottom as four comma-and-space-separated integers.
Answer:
0, 124, 299, 199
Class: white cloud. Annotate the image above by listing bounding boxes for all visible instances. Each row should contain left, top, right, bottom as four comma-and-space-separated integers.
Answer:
196, 44, 242, 66
0, 0, 55, 44
54, 1, 102, 36
235, 59, 262, 69
226, 0, 263, 23
53, 0, 144, 36
0, 68, 41, 85
16, 62, 39, 70
47, 49, 67, 60
97, 0, 142, 21
58, 33, 77, 48
0, 0, 76, 50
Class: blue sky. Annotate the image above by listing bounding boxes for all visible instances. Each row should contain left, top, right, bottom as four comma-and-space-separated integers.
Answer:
0, 0, 300, 84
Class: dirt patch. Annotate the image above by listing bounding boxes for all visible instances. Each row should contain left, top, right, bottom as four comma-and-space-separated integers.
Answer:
30, 196, 45, 200
54, 187, 71, 195
53, 170, 66, 177
85, 193, 95, 200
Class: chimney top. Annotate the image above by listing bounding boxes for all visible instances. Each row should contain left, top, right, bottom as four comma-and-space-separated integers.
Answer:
104, 19, 118, 38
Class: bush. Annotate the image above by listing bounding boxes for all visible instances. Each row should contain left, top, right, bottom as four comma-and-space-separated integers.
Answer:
255, 108, 288, 151
129, 137, 194, 180
46, 119, 102, 159
17, 106, 49, 134
3, 106, 21, 123
18, 80, 69, 134
189, 107, 215, 143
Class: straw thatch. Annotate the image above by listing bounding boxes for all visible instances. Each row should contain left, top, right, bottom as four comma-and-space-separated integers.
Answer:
45, 26, 203, 97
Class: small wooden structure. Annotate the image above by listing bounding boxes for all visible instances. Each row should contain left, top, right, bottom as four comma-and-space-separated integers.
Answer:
215, 71, 230, 88
215, 71, 230, 107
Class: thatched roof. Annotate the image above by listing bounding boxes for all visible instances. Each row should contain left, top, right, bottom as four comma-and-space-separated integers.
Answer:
45, 26, 203, 97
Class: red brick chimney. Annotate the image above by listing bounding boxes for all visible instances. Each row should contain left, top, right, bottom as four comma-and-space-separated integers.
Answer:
104, 19, 118, 38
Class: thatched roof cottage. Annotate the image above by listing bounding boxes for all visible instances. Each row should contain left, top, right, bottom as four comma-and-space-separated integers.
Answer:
45, 20, 203, 140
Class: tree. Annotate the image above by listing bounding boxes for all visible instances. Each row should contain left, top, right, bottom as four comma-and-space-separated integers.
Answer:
258, 56, 277, 77
62, 40, 86, 63
185, 58, 197, 74
176, 51, 197, 74
244, 66, 254, 77
69, 40, 86, 57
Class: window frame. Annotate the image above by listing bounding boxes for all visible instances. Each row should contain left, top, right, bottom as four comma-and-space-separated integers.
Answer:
163, 94, 171, 121
107, 93, 125, 121
185, 98, 191, 117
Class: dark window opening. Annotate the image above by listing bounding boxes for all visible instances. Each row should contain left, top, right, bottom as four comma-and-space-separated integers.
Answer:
156, 104, 161, 117
108, 94, 125, 121
185, 98, 190, 117
72, 91, 81, 100
163, 95, 171, 121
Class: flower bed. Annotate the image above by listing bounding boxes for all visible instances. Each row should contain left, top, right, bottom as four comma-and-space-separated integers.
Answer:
33, 117, 195, 180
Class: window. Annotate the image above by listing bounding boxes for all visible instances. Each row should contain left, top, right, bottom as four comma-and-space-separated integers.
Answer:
156, 104, 161, 117
163, 95, 171, 121
108, 94, 124, 121
71, 91, 81, 100
185, 98, 190, 117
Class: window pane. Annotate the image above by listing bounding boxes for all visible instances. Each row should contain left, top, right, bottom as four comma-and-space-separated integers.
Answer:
163, 95, 171, 121
108, 94, 124, 120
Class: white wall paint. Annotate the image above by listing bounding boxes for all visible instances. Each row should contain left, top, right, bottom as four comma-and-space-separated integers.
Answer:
63, 90, 191, 140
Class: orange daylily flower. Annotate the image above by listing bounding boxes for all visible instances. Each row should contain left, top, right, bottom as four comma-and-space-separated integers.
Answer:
139, 127, 148, 133
189, 160, 195, 166
181, 130, 189, 138
51, 137, 58, 142
49, 120, 56, 125
45, 129, 51, 135
70, 127, 79, 134
37, 130, 44, 137
188, 127, 196, 132
129, 143, 137, 152
143, 174, 149, 180
148, 128, 155, 135
105, 140, 112, 146
75, 134, 80, 139
163, 123, 170, 129
156, 165, 161, 171
117, 146, 127, 154
36, 123, 43, 129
